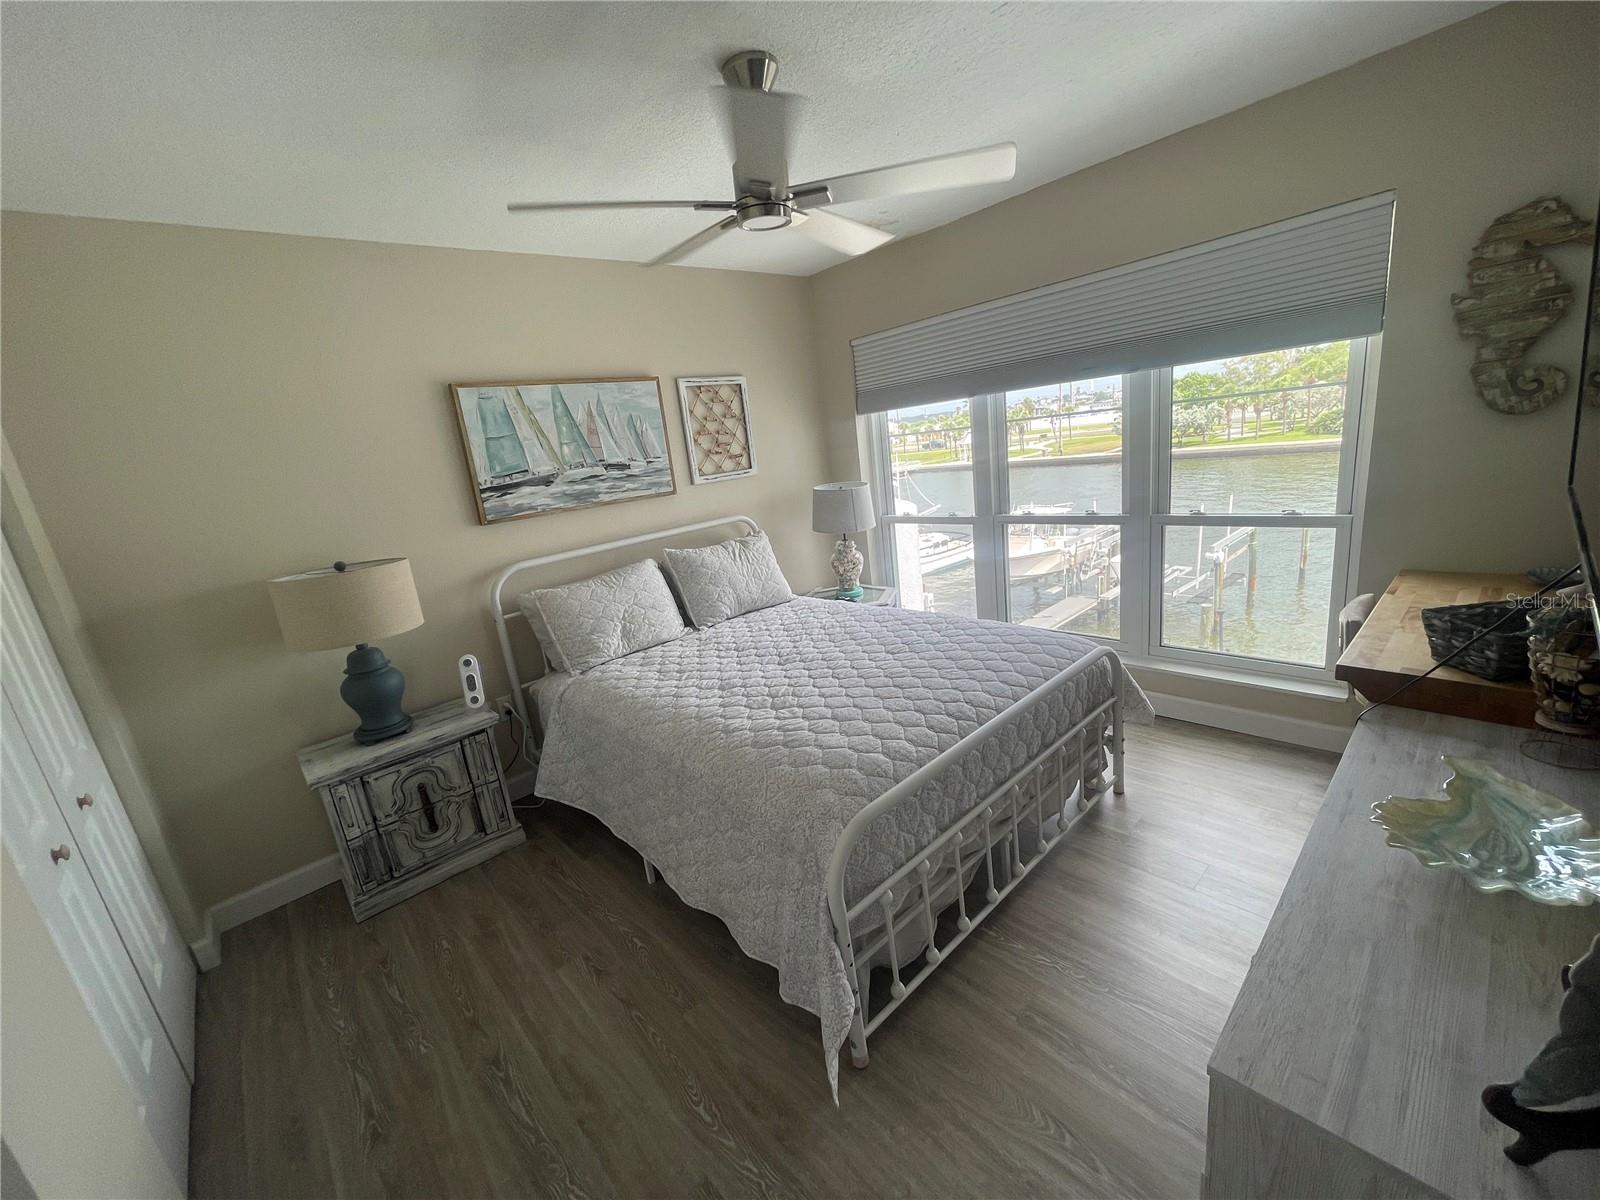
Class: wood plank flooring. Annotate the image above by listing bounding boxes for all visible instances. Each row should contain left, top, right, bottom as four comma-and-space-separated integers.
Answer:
190, 719, 1338, 1200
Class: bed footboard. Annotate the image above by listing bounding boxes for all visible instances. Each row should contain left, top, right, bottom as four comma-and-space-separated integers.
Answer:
824, 647, 1127, 1071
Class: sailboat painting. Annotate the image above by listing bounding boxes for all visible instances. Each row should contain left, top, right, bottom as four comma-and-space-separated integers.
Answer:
449, 377, 676, 525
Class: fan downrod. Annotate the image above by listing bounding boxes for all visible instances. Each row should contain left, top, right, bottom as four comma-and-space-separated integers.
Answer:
721, 50, 778, 92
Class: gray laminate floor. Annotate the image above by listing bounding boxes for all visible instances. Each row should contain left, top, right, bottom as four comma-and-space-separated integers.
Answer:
190, 718, 1337, 1199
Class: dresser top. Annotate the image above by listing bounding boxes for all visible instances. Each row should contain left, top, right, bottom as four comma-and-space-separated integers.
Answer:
1209, 707, 1598, 1198
1334, 570, 1538, 726
298, 700, 500, 788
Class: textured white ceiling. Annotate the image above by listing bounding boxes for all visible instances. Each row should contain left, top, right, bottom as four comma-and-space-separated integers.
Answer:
1, 1, 1490, 275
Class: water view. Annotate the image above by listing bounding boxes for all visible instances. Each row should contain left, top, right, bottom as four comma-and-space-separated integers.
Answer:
893, 444, 1341, 668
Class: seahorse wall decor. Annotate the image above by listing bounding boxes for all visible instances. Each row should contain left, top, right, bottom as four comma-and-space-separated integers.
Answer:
1450, 196, 1596, 415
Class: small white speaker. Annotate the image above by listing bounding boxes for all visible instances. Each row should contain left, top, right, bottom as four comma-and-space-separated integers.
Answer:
458, 654, 486, 711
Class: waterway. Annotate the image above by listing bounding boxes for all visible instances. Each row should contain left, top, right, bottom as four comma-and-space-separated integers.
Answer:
894, 445, 1341, 666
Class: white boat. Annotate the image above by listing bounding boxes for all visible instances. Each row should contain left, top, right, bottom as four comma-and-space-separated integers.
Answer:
917, 530, 974, 573
474, 390, 557, 492
549, 385, 607, 481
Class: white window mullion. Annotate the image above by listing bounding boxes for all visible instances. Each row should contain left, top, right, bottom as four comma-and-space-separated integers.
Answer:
1342, 333, 1382, 606
1123, 370, 1156, 660
968, 394, 1004, 620
1152, 366, 1174, 518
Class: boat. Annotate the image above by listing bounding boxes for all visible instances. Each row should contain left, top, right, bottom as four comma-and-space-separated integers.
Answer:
548, 385, 606, 482
596, 400, 646, 471
917, 530, 975, 573
474, 390, 557, 493
585, 400, 644, 472
506, 386, 563, 467
625, 412, 665, 462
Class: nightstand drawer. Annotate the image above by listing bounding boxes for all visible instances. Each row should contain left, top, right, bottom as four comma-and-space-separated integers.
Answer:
376, 786, 496, 880
359, 744, 473, 824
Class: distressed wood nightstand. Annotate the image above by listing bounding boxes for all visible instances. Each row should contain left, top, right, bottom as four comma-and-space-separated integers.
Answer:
297, 700, 525, 921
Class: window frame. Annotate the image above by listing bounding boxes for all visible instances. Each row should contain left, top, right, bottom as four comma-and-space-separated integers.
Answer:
864, 334, 1377, 685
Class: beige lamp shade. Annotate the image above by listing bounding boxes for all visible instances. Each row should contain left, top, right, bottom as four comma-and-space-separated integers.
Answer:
268, 558, 424, 651
812, 481, 876, 534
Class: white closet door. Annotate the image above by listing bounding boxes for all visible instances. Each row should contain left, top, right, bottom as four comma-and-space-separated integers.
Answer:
0, 538, 195, 1076
2, 692, 191, 1187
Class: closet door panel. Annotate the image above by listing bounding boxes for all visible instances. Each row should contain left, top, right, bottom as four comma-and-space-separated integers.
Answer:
0, 538, 195, 1075
2, 693, 190, 1187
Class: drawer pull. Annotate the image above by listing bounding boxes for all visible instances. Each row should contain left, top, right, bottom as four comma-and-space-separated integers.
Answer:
50, 844, 71, 865
77, 793, 94, 809
418, 782, 439, 834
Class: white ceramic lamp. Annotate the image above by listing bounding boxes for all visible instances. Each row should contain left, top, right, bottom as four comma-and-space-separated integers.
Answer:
812, 482, 876, 600
269, 557, 425, 744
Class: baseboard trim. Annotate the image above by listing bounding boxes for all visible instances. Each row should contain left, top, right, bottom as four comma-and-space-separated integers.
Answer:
505, 763, 537, 802
189, 917, 220, 972
187, 852, 342, 971
1147, 691, 1353, 754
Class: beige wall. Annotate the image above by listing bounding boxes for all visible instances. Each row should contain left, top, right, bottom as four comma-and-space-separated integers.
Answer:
808, 2, 1598, 723
1, 215, 831, 910
1, 857, 183, 1199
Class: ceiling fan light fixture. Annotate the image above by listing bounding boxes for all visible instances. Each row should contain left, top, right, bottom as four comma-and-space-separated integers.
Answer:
735, 198, 794, 231
720, 50, 779, 93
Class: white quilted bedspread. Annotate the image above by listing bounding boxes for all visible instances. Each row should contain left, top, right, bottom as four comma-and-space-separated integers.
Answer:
533, 597, 1153, 1095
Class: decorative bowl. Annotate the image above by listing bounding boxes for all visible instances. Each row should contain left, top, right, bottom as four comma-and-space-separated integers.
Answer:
1372, 757, 1600, 906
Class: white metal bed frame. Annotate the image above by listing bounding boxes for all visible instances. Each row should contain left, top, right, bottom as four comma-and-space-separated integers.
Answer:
490, 514, 1127, 1073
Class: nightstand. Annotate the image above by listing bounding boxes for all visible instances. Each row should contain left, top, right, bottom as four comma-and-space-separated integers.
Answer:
807, 584, 898, 606
297, 700, 525, 921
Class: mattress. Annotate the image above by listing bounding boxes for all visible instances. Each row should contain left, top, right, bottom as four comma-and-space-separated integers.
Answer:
532, 596, 1153, 1095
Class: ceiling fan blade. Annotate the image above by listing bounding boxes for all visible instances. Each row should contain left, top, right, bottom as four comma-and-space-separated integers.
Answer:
719, 87, 800, 197
793, 142, 1017, 209
507, 199, 735, 213
647, 215, 740, 267
794, 209, 894, 258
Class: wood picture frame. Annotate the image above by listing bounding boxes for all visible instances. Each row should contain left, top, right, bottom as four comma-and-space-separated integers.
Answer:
448, 376, 677, 526
677, 375, 757, 485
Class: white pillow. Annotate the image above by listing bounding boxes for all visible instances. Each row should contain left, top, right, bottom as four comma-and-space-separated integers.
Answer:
517, 559, 685, 674
662, 532, 793, 629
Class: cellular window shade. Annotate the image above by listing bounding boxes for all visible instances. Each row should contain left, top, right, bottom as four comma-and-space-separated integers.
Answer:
852, 193, 1395, 414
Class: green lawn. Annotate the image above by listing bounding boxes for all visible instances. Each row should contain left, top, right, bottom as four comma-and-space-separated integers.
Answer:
895, 426, 1339, 469
1168, 427, 1340, 451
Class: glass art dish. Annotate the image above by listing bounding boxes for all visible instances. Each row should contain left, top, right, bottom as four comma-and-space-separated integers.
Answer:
1371, 756, 1600, 906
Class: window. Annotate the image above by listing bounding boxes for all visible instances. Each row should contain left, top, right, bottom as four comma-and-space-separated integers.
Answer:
869, 338, 1374, 680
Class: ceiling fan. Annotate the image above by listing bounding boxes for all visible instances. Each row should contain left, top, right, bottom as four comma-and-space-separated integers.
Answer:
507, 50, 1017, 267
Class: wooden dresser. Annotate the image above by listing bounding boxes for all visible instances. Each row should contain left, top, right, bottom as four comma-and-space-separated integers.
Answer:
298, 701, 525, 920
1204, 708, 1598, 1198
1335, 570, 1539, 727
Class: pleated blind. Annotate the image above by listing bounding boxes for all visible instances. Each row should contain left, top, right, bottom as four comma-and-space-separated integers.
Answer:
852, 193, 1395, 414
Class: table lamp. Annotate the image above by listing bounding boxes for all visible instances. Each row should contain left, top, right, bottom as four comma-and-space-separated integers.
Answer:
812, 481, 876, 600
268, 558, 425, 744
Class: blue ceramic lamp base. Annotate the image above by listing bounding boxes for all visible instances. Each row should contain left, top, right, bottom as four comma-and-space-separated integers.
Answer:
342, 643, 413, 744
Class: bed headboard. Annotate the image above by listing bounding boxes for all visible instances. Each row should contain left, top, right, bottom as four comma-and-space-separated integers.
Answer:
490, 514, 760, 731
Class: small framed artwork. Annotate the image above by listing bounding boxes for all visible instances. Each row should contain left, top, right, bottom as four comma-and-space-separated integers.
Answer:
677, 375, 757, 485
448, 376, 677, 525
